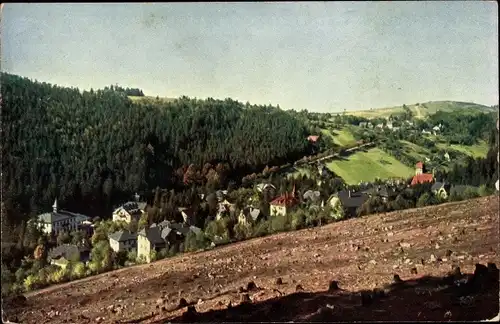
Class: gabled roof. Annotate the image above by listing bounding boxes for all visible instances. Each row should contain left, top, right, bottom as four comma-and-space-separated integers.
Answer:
411, 173, 434, 185
303, 190, 321, 201
362, 186, 396, 198
241, 207, 262, 222
307, 135, 320, 142
37, 210, 90, 224
178, 207, 196, 225
108, 230, 137, 242
48, 244, 86, 260
117, 201, 143, 215
270, 193, 299, 207
336, 190, 369, 209
138, 227, 165, 244
256, 183, 276, 192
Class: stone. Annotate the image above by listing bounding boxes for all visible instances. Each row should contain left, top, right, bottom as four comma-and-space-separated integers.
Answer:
399, 242, 411, 248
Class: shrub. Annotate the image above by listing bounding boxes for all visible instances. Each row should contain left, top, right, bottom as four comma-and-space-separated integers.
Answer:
127, 250, 137, 262
290, 211, 306, 230
150, 250, 158, 262
233, 222, 253, 241
252, 220, 270, 238
71, 262, 86, 280
269, 215, 288, 234
23, 274, 41, 292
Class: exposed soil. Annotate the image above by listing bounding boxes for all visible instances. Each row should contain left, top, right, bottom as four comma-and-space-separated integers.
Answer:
4, 195, 499, 323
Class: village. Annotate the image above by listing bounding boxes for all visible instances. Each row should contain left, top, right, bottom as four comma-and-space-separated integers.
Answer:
28, 156, 482, 280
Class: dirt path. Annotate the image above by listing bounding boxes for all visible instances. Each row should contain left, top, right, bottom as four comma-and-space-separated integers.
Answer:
5, 196, 499, 323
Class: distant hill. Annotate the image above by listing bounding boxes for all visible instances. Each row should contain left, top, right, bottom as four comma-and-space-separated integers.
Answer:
346, 101, 496, 119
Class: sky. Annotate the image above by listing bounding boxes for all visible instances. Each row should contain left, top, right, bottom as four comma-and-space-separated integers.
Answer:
1, 2, 498, 112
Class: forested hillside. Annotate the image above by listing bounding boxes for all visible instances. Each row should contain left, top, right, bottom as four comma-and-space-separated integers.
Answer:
1, 73, 310, 222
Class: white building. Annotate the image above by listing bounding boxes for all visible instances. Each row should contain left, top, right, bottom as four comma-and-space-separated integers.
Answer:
34, 199, 90, 235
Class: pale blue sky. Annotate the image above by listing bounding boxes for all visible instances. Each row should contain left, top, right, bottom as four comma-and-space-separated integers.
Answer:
1, 2, 498, 112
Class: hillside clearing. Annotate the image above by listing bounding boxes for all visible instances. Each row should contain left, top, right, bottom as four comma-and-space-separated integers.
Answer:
7, 196, 499, 323
437, 141, 490, 159
346, 101, 493, 119
321, 127, 357, 147
326, 147, 414, 184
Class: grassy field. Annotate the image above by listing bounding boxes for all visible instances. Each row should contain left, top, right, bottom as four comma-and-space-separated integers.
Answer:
399, 140, 431, 161
346, 101, 493, 120
321, 127, 358, 147
436, 140, 490, 158
326, 147, 415, 185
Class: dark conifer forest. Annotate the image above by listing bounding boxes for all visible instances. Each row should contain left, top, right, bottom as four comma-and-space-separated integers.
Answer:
1, 73, 311, 222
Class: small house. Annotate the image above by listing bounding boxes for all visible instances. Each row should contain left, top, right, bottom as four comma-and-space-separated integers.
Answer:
48, 244, 90, 269
215, 199, 236, 220
137, 227, 168, 263
269, 186, 299, 217
303, 190, 321, 204
431, 182, 451, 200
362, 185, 396, 203
108, 230, 138, 253
307, 135, 320, 143
112, 201, 145, 224
328, 190, 369, 218
238, 207, 263, 226
256, 183, 276, 193
178, 207, 197, 226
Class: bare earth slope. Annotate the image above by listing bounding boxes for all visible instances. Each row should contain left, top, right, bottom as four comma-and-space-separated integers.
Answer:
5, 196, 499, 323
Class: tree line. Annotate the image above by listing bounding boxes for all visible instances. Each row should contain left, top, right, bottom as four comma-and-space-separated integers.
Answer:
1, 73, 312, 227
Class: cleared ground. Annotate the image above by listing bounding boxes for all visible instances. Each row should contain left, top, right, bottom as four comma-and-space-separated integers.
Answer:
321, 127, 358, 147
5, 196, 499, 323
326, 147, 414, 184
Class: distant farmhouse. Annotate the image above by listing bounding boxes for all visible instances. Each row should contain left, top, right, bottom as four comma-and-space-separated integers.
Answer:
33, 199, 91, 235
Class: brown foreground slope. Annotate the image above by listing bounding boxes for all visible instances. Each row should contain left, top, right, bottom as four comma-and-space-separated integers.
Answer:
4, 195, 500, 323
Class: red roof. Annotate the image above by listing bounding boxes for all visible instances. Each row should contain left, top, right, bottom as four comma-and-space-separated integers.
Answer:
307, 135, 320, 143
270, 193, 299, 207
411, 173, 434, 185
416, 162, 424, 169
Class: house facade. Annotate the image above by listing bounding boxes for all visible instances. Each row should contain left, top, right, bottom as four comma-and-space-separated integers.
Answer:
112, 201, 146, 224
137, 227, 168, 263
328, 190, 369, 219
431, 182, 452, 200
269, 186, 299, 217
34, 199, 91, 235
48, 244, 90, 269
108, 230, 138, 253
238, 207, 262, 226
